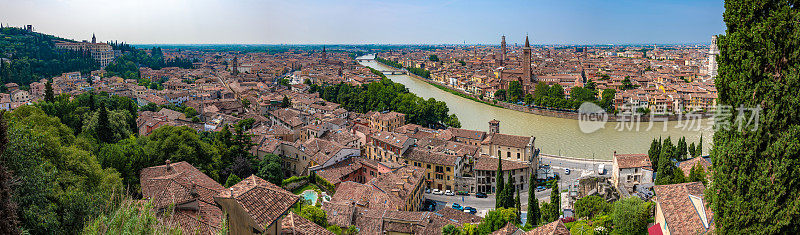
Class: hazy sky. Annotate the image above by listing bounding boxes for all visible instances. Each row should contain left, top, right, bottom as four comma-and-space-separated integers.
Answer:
0, 0, 725, 45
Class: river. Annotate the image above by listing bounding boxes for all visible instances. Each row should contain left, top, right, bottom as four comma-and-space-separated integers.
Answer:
357, 55, 713, 160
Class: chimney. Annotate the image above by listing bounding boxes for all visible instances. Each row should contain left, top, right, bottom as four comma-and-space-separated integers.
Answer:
165, 159, 172, 171
613, 151, 617, 156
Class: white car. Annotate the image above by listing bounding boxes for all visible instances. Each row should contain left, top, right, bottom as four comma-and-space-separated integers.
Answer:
565, 168, 571, 175
432, 189, 443, 195
444, 190, 455, 196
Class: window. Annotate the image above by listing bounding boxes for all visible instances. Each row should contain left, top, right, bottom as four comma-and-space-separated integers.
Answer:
507, 152, 510, 158
517, 153, 520, 159
497, 150, 501, 157
446, 167, 451, 172
427, 164, 431, 169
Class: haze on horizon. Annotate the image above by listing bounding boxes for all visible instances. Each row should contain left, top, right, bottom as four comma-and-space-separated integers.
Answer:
0, 0, 725, 45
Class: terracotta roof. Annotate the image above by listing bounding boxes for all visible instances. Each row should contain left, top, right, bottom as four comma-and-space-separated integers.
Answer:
491, 222, 522, 235
677, 157, 712, 178
614, 153, 652, 169
449, 127, 487, 141
322, 201, 357, 228
435, 207, 483, 224
403, 147, 460, 167
483, 133, 533, 149
139, 161, 224, 235
523, 220, 570, 235
653, 182, 713, 234
215, 175, 300, 229
281, 211, 336, 235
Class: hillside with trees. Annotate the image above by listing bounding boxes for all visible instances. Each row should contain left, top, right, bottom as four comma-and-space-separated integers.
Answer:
0, 27, 99, 88
319, 77, 460, 128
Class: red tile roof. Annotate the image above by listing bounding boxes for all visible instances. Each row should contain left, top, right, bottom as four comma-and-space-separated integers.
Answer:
140, 161, 224, 235
653, 182, 713, 234
216, 175, 300, 229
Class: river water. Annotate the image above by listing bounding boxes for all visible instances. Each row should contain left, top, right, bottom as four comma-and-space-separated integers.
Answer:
357, 55, 713, 160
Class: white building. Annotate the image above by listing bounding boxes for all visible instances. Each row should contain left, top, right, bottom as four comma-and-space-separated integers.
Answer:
611, 152, 654, 192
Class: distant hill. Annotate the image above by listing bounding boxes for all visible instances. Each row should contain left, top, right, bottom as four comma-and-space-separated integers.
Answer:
0, 27, 99, 89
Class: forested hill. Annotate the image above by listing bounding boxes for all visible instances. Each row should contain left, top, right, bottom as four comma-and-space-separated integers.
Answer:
0, 27, 99, 88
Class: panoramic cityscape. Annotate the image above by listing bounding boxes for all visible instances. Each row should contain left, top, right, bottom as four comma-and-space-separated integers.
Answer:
0, 0, 796, 234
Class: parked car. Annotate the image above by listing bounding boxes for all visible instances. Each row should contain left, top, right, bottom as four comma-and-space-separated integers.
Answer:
444, 190, 455, 196
452, 203, 463, 210
425, 188, 431, 194
536, 186, 546, 192
456, 191, 469, 196
565, 168, 571, 175
432, 189, 443, 195
475, 192, 488, 198
463, 207, 477, 214
598, 164, 605, 175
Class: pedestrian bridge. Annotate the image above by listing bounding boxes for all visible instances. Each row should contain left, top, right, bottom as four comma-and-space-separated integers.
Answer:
378, 70, 407, 75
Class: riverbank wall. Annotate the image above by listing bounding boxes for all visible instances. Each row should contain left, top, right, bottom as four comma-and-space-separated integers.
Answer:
379, 61, 713, 122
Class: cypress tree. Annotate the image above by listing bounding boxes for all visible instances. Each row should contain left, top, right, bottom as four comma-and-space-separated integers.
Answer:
96, 106, 112, 143
526, 171, 540, 227
550, 182, 560, 218
495, 157, 504, 209
697, 135, 703, 157
515, 186, 522, 224
505, 176, 516, 208
44, 80, 54, 103
712, 1, 800, 232
648, 138, 661, 171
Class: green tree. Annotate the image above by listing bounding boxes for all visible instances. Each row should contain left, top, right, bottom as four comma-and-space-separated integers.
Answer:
547, 84, 565, 100
428, 54, 439, 62
442, 224, 459, 235
224, 174, 242, 188
508, 81, 524, 102
533, 82, 549, 100
676, 137, 688, 160
539, 202, 558, 223
687, 162, 707, 185
514, 187, 522, 224
688, 142, 696, 158
574, 195, 609, 219
257, 153, 283, 186
0, 113, 20, 235
44, 80, 55, 103
281, 95, 291, 108
696, 135, 703, 157
327, 225, 342, 235
96, 106, 112, 143
611, 197, 651, 235
495, 157, 504, 208
476, 208, 518, 234
494, 89, 507, 101
550, 182, 560, 213
3, 106, 123, 233
526, 172, 540, 228
299, 205, 328, 228
648, 138, 661, 171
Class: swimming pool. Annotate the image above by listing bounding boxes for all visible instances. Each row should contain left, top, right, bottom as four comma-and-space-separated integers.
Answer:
301, 190, 318, 203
